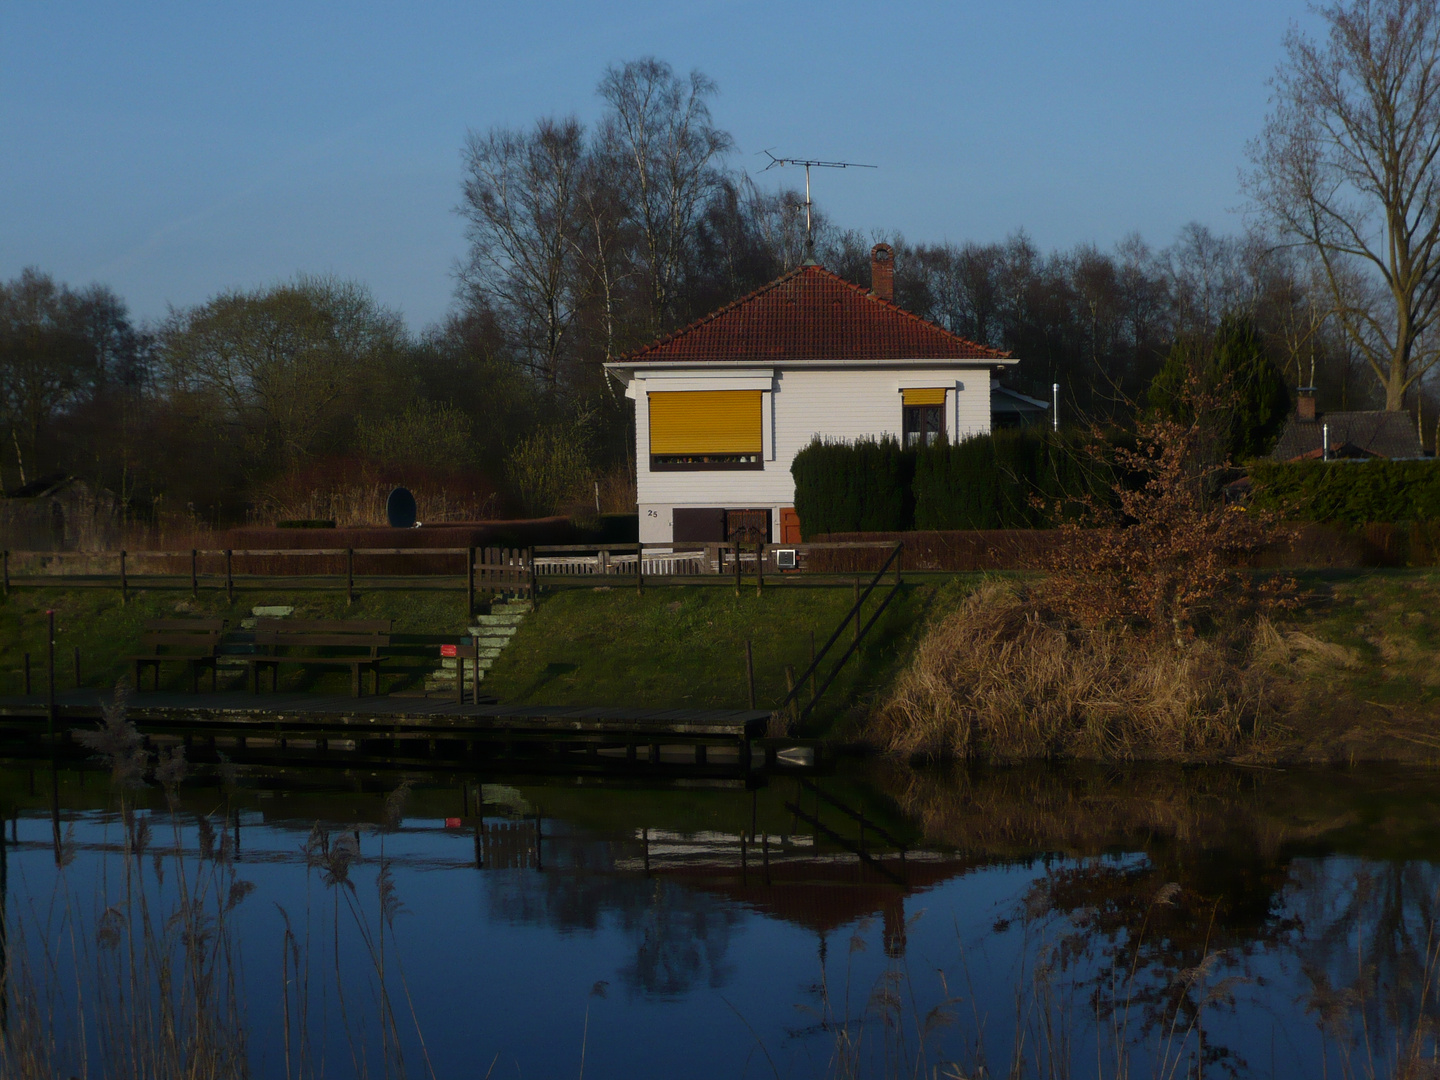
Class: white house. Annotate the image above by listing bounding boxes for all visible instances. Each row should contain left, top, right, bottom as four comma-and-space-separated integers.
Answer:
604, 244, 1019, 545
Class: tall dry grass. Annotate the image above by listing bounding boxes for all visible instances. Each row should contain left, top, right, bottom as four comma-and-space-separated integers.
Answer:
873, 581, 1280, 761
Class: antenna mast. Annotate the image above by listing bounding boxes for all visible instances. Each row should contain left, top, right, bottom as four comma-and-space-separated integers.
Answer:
761, 152, 877, 263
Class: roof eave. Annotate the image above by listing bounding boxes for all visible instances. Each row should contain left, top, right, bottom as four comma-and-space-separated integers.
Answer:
604, 356, 1017, 372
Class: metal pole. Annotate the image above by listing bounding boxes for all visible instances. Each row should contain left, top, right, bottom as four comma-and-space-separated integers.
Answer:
1052, 382, 1060, 432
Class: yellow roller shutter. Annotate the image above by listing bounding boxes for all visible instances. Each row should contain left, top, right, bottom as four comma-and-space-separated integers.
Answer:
902, 388, 946, 406
649, 391, 762, 455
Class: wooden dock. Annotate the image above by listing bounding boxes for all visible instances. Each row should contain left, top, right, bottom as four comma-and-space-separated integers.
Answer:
0, 691, 795, 776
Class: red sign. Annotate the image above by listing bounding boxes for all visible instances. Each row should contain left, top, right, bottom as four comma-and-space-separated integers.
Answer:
444, 817, 462, 828
441, 644, 457, 657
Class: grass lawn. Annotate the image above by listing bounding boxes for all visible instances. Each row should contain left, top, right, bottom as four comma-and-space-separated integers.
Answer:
0, 583, 474, 697
1285, 568, 1440, 715
481, 577, 976, 733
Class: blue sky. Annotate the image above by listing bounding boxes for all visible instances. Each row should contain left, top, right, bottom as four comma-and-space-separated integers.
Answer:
1, 1, 1318, 331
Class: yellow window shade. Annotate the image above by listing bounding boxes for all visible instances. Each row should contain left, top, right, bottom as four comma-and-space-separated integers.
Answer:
903, 388, 947, 406
649, 391, 762, 455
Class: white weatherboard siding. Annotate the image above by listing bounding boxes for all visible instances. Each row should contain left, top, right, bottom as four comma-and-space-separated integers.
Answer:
630, 365, 993, 542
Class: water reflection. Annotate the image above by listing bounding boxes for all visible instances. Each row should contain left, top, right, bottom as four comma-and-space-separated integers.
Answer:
4, 758, 1440, 1077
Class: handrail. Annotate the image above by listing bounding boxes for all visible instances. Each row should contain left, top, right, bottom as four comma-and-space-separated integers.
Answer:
775, 541, 903, 720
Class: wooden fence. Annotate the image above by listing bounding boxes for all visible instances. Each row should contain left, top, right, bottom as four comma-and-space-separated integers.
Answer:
0, 540, 908, 612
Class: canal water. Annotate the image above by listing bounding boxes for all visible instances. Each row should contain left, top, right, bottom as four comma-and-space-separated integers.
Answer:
6, 758, 1440, 1078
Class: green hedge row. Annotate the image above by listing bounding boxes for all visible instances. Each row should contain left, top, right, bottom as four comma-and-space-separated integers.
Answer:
791, 437, 915, 535
1248, 459, 1440, 524
791, 430, 1098, 538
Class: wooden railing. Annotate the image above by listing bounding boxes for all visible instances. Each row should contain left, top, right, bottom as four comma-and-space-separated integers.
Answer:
0, 540, 908, 612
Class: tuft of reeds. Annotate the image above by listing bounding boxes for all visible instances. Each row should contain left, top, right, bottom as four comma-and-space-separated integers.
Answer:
873, 581, 1279, 761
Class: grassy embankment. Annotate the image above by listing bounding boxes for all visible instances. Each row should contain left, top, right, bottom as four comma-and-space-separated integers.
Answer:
1, 570, 1437, 760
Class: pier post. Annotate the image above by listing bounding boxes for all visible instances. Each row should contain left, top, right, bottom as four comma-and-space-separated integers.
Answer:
46, 610, 55, 749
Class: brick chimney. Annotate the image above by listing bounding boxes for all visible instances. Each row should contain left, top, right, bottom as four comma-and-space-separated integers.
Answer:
870, 243, 894, 303
1297, 386, 1317, 421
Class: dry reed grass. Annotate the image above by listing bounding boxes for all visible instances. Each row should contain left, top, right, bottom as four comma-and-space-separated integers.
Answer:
873, 581, 1279, 761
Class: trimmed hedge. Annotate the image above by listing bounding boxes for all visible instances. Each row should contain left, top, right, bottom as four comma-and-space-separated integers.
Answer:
1248, 459, 1440, 524
912, 429, 1098, 529
792, 430, 1097, 539
791, 437, 914, 536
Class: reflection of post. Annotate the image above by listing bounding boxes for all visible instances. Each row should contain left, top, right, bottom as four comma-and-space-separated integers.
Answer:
882, 895, 907, 959
642, 826, 650, 875
475, 823, 483, 869
534, 813, 543, 871
49, 761, 61, 867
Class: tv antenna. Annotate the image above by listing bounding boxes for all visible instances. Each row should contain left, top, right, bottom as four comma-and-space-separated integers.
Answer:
761, 151, 877, 262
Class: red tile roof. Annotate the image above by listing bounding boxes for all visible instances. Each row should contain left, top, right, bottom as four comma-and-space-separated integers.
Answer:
619, 265, 1010, 363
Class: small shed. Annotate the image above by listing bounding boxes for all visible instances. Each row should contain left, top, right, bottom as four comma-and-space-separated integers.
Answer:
0, 474, 121, 551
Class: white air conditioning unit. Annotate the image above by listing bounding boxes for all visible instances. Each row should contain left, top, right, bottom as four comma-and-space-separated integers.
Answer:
775, 548, 798, 570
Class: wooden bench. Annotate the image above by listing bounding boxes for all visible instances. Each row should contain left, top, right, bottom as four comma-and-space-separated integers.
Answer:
130, 619, 226, 692
247, 618, 392, 697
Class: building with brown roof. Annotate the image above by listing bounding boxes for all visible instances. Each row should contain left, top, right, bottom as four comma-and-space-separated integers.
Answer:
1269, 388, 1424, 462
604, 245, 1019, 544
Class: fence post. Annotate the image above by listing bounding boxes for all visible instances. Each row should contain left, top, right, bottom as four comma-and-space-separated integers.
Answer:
599, 547, 610, 576
346, 548, 354, 606
853, 579, 861, 645
2, 550, 8, 597
225, 550, 234, 604
527, 547, 536, 602
896, 543, 903, 586
467, 546, 476, 617
733, 542, 741, 596
784, 665, 796, 727
809, 629, 817, 701
755, 543, 764, 597
636, 542, 643, 596
191, 549, 198, 599
120, 550, 128, 605
744, 639, 756, 710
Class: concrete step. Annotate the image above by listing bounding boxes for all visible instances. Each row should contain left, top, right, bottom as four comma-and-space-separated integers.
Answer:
473, 613, 525, 627
470, 625, 518, 639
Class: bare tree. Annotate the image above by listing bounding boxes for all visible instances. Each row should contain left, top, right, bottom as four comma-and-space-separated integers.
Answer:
596, 57, 734, 334
458, 117, 586, 389
1248, 0, 1440, 410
